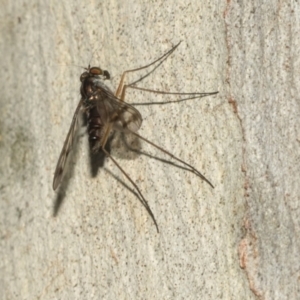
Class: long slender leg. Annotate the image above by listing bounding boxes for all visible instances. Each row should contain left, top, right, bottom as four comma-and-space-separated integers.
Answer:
115, 41, 181, 99
102, 147, 159, 233
129, 131, 214, 188
100, 118, 159, 232
115, 42, 218, 105
125, 86, 218, 106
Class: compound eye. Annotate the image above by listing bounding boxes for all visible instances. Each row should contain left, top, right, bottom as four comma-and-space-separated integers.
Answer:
89, 67, 103, 76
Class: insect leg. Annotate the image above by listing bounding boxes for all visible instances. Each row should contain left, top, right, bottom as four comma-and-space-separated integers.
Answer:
100, 124, 159, 232
115, 41, 181, 99
129, 131, 214, 188
126, 86, 218, 106
102, 147, 159, 232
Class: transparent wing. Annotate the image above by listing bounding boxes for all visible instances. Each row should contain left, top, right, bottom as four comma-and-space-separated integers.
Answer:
93, 80, 142, 132
53, 99, 83, 190
101, 96, 142, 132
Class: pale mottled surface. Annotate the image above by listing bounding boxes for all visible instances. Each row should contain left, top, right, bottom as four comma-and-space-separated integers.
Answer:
0, 1, 299, 299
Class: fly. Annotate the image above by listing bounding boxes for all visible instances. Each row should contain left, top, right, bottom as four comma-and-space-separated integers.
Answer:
53, 41, 218, 232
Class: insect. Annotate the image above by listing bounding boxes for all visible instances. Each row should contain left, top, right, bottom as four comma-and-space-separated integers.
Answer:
53, 42, 218, 232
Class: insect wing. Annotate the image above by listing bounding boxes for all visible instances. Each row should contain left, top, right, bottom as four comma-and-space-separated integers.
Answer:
93, 82, 142, 133
108, 97, 142, 132
53, 99, 83, 190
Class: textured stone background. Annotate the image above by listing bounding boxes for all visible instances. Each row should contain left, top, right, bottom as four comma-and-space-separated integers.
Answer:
1, 1, 299, 299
